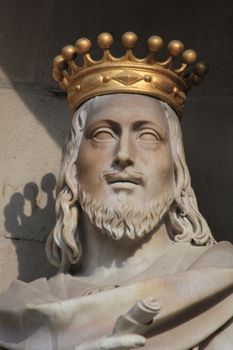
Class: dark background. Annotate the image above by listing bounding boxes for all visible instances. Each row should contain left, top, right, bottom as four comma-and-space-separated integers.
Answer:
1, 0, 233, 245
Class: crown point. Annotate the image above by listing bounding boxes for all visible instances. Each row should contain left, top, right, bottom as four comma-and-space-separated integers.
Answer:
147, 36, 163, 53
97, 32, 114, 49
75, 38, 92, 54
194, 62, 209, 76
61, 45, 77, 61
52, 69, 63, 82
122, 32, 138, 49
53, 55, 67, 70
182, 49, 197, 65
59, 77, 69, 90
168, 40, 184, 56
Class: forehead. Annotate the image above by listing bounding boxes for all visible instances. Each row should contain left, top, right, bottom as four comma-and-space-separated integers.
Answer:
84, 94, 168, 129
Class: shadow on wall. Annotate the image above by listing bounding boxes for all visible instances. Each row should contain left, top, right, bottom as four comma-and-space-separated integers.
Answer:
4, 173, 57, 281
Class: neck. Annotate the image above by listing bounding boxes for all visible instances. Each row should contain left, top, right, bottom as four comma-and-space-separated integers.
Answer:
73, 213, 173, 284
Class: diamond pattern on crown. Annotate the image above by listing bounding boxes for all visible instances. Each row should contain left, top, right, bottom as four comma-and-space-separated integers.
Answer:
112, 71, 143, 86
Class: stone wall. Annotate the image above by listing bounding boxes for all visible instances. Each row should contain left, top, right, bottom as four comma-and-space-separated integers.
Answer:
0, 0, 232, 293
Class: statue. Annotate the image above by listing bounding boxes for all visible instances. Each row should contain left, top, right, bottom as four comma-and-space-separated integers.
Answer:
0, 32, 233, 350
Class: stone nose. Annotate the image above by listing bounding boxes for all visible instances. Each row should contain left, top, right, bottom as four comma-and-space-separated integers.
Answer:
112, 132, 135, 168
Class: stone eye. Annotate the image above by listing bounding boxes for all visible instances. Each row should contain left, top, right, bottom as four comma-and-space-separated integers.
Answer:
92, 128, 116, 141
138, 130, 160, 142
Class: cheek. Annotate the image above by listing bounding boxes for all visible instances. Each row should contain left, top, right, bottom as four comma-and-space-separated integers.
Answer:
77, 143, 98, 184
146, 150, 174, 188
77, 141, 114, 184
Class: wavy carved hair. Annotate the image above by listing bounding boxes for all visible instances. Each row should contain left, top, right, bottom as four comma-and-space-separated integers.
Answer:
46, 96, 215, 271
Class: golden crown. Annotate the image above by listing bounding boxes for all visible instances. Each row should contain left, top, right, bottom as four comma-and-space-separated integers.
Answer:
52, 32, 208, 117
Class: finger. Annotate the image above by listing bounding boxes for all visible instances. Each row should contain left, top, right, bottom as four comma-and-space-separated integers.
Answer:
75, 334, 146, 350
99, 334, 146, 349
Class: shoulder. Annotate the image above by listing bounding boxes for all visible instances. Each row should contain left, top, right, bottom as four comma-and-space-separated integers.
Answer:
188, 241, 233, 269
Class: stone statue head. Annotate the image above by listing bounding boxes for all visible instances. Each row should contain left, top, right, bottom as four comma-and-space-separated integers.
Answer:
46, 93, 214, 270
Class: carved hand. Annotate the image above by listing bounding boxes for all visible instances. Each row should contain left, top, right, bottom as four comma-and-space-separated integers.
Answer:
75, 334, 146, 350
113, 297, 160, 336
75, 297, 160, 350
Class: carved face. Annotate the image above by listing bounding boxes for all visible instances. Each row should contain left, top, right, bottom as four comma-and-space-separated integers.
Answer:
77, 94, 174, 214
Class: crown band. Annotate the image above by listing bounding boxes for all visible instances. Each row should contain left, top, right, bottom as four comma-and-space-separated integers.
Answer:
52, 32, 208, 118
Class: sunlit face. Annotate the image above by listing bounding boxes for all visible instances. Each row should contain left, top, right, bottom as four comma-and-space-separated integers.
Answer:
77, 94, 174, 211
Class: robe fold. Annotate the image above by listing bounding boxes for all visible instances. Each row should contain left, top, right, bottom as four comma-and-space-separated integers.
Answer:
0, 241, 233, 350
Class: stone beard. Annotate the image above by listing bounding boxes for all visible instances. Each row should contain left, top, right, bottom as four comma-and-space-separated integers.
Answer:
78, 183, 174, 240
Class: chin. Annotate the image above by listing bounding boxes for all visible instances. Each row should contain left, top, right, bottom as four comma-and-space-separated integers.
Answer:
79, 186, 174, 241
